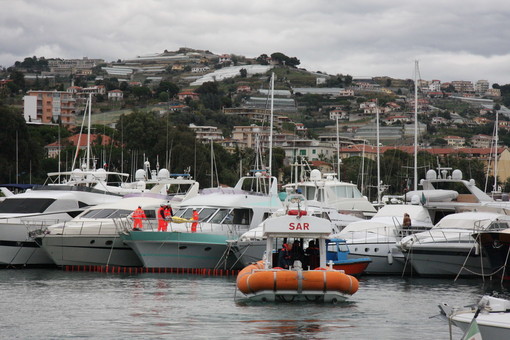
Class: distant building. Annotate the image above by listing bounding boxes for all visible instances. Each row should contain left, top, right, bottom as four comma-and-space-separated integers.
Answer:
108, 89, 124, 101
177, 90, 199, 101
471, 134, 492, 148
188, 123, 224, 143
44, 133, 113, 158
23, 90, 77, 127
445, 135, 465, 148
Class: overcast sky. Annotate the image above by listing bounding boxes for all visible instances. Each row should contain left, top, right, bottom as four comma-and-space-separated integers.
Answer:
2, 0, 510, 85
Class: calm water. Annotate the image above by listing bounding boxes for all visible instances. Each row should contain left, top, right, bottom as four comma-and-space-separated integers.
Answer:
1, 269, 507, 339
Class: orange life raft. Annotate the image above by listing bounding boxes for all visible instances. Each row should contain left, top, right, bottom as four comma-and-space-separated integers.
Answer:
236, 261, 359, 301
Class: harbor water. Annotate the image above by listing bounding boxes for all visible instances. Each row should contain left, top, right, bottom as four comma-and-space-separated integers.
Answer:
1, 268, 506, 339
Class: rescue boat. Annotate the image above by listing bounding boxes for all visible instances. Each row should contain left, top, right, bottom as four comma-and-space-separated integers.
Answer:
236, 197, 359, 302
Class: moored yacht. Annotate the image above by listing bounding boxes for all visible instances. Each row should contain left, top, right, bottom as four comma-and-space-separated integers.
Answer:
285, 169, 376, 218
333, 203, 434, 275
398, 211, 510, 277
0, 184, 122, 266
36, 172, 199, 267
118, 173, 282, 270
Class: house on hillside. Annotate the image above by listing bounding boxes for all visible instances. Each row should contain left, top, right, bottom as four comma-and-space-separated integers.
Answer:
45, 133, 113, 158
445, 135, 465, 148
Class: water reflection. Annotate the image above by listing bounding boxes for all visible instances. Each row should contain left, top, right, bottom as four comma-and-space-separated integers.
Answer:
240, 319, 353, 339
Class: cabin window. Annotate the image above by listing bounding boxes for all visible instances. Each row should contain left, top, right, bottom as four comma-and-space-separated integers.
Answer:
298, 186, 315, 200
330, 186, 363, 199
209, 209, 230, 224
173, 208, 189, 218
232, 209, 252, 225
0, 198, 56, 214
488, 222, 509, 230
198, 208, 217, 222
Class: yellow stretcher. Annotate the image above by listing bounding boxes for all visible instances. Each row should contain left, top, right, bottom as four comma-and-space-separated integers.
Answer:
169, 216, 193, 224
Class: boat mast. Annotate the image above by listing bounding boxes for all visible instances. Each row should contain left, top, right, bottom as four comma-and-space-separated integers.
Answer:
268, 72, 274, 177
414, 60, 419, 191
86, 93, 92, 171
494, 108, 499, 194
336, 115, 340, 180
376, 101, 381, 204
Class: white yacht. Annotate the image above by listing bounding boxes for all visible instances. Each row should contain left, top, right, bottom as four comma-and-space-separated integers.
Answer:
333, 203, 434, 275
0, 183, 123, 266
284, 169, 376, 218
119, 173, 282, 270
397, 211, 510, 277
36, 172, 199, 267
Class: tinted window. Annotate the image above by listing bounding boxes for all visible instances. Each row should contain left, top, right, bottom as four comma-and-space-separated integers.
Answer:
209, 209, 231, 224
0, 198, 56, 214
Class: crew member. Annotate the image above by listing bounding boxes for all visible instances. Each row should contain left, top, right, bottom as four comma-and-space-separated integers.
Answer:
278, 243, 293, 269
162, 204, 173, 232
132, 206, 146, 230
157, 203, 168, 232
191, 209, 199, 233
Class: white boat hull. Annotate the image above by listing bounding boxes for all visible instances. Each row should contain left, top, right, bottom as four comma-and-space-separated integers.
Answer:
39, 234, 142, 267
0, 222, 54, 265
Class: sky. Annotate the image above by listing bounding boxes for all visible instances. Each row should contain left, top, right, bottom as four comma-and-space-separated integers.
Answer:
2, 0, 510, 85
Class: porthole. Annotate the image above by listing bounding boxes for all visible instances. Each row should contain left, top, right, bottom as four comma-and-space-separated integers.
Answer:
364, 248, 369, 252
374, 248, 379, 252
179, 246, 187, 250
105, 240, 113, 246
354, 247, 358, 252
204, 247, 212, 251
90, 240, 95, 244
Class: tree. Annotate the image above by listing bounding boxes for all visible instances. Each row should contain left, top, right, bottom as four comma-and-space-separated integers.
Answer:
239, 68, 247, 78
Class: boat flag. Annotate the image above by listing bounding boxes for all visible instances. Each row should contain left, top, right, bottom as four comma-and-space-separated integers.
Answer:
420, 192, 427, 205
461, 318, 482, 340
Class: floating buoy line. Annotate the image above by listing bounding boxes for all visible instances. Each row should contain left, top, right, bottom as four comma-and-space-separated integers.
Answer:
63, 265, 239, 276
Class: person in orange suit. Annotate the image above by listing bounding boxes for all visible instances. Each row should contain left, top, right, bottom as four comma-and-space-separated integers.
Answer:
157, 204, 168, 232
162, 204, 173, 232
132, 206, 146, 230
191, 209, 199, 232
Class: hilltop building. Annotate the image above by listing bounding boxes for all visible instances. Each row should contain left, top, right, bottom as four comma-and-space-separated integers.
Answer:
23, 90, 77, 127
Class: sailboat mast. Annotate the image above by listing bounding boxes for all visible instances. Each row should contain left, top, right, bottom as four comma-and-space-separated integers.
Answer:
336, 115, 340, 180
376, 102, 381, 204
86, 94, 92, 171
414, 60, 419, 191
494, 109, 499, 193
268, 72, 275, 177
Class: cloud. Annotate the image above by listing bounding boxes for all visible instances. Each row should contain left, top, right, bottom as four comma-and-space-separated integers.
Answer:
1, 0, 510, 84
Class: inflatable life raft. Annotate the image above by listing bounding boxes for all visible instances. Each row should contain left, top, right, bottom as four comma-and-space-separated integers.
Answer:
236, 260, 359, 302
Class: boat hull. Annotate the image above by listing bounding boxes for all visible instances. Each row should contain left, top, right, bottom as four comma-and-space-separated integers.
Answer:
0, 222, 53, 265
347, 242, 407, 275
121, 231, 240, 269
403, 244, 490, 277
39, 234, 142, 267
451, 312, 510, 339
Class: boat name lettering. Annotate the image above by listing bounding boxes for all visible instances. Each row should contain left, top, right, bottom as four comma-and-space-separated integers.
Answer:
288, 222, 309, 230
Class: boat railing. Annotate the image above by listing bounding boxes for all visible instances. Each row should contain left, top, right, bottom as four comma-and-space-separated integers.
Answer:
112, 216, 247, 235
343, 225, 432, 245
411, 227, 507, 245
21, 219, 67, 236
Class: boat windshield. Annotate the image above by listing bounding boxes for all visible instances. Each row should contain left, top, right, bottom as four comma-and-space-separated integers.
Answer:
329, 185, 363, 199
0, 198, 56, 214
297, 186, 316, 200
